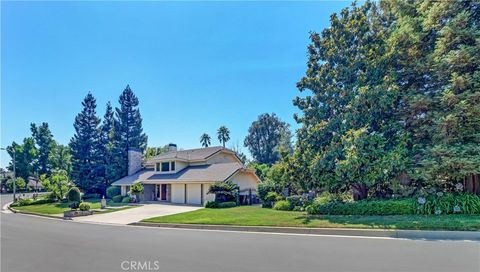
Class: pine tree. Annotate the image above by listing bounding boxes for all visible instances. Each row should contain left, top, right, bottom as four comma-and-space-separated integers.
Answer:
69, 92, 102, 193
113, 85, 148, 179
98, 102, 117, 193
30, 122, 55, 175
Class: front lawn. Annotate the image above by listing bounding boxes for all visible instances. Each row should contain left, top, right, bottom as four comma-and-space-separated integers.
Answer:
13, 198, 133, 215
142, 206, 480, 231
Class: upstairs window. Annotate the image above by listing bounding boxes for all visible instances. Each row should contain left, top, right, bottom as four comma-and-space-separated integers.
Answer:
171, 161, 176, 171
155, 163, 160, 172
161, 162, 170, 172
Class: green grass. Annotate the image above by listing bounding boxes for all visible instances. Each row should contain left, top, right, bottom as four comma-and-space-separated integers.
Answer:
14, 198, 132, 215
142, 206, 480, 231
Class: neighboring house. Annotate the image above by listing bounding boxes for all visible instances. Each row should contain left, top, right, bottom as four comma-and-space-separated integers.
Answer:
112, 144, 261, 205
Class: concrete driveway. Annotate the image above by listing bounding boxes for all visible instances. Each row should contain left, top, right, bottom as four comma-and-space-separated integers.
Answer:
73, 203, 202, 225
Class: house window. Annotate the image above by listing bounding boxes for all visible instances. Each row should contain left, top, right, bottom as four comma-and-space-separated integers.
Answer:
161, 162, 170, 172
155, 163, 160, 172
171, 161, 176, 171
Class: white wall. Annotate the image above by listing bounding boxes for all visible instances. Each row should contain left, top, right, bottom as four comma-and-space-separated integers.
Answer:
171, 184, 185, 204
228, 171, 258, 191
202, 183, 215, 203
186, 184, 202, 205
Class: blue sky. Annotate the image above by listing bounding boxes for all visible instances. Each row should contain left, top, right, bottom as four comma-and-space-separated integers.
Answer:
1, 1, 350, 167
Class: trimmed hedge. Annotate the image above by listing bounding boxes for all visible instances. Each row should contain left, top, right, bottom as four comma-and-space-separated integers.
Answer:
306, 199, 416, 215
79, 202, 90, 211
205, 201, 237, 209
67, 187, 81, 202
11, 198, 55, 207
122, 196, 133, 203
112, 195, 123, 203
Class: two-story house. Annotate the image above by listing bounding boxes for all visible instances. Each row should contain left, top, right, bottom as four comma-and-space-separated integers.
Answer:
111, 144, 260, 205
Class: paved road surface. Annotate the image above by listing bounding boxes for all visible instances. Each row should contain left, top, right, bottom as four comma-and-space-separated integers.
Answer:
1, 212, 479, 272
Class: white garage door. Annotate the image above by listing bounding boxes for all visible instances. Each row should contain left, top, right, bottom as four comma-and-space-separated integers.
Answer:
186, 184, 202, 205
171, 184, 185, 204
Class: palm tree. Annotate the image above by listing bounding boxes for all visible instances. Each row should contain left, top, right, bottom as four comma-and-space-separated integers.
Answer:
200, 133, 211, 148
217, 126, 230, 147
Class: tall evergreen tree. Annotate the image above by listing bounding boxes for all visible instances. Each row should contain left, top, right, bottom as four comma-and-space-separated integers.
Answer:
113, 85, 148, 179
98, 102, 117, 193
69, 92, 102, 193
30, 122, 55, 175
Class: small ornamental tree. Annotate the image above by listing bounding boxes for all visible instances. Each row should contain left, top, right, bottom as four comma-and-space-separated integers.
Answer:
207, 181, 238, 202
129, 183, 144, 202
67, 187, 81, 202
40, 170, 70, 200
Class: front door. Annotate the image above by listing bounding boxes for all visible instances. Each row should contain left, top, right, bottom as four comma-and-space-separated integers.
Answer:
161, 184, 167, 201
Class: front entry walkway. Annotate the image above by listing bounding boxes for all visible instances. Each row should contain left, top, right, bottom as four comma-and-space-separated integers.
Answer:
73, 203, 202, 225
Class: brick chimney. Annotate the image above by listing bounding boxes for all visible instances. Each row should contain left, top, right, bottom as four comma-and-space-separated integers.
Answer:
128, 148, 143, 175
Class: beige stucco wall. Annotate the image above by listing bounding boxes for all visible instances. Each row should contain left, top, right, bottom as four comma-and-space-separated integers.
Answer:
186, 184, 202, 205
227, 171, 259, 191
171, 183, 185, 203
202, 183, 215, 203
206, 152, 239, 164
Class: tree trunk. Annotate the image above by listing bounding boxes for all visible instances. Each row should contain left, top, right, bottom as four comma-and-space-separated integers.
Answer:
464, 174, 480, 195
351, 183, 368, 201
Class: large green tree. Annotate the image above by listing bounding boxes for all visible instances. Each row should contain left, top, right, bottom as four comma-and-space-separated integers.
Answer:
244, 113, 291, 165
30, 122, 55, 175
113, 85, 148, 179
69, 92, 102, 193
98, 102, 118, 193
7, 138, 37, 189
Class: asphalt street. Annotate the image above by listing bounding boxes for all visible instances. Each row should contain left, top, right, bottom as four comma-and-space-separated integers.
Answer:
1, 194, 479, 272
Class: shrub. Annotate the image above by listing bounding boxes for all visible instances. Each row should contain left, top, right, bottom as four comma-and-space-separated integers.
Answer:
122, 196, 133, 203
265, 192, 282, 202
83, 193, 101, 200
112, 195, 123, 203
207, 181, 239, 202
273, 200, 292, 211
12, 198, 33, 207
292, 206, 303, 212
258, 181, 280, 202
218, 201, 236, 208
416, 193, 480, 215
204, 200, 219, 208
106, 186, 121, 199
67, 187, 81, 202
69, 202, 80, 210
286, 195, 305, 207
79, 202, 90, 211
205, 201, 236, 208
307, 199, 416, 215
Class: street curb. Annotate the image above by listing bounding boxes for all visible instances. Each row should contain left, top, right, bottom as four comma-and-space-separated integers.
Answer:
130, 222, 480, 241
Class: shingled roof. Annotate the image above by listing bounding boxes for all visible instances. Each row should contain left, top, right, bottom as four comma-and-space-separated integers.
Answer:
146, 146, 229, 162
112, 162, 245, 186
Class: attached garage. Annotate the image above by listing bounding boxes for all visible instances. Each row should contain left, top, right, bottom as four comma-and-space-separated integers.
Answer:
186, 184, 202, 205
171, 184, 186, 204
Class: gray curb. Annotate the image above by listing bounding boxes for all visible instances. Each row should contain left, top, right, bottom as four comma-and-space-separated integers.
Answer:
130, 222, 480, 241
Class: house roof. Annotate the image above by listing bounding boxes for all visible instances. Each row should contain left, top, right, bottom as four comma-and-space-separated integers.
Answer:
146, 146, 230, 162
112, 162, 250, 185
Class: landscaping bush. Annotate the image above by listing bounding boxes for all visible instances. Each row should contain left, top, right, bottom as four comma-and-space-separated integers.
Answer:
218, 201, 236, 208
106, 186, 121, 199
205, 201, 236, 208
265, 192, 283, 202
11, 197, 55, 207
286, 195, 306, 207
307, 199, 416, 215
258, 181, 281, 202
79, 202, 90, 211
112, 195, 123, 203
273, 200, 292, 211
416, 193, 480, 215
83, 193, 101, 200
207, 181, 238, 202
69, 202, 80, 210
204, 200, 219, 208
67, 187, 81, 202
122, 196, 133, 203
